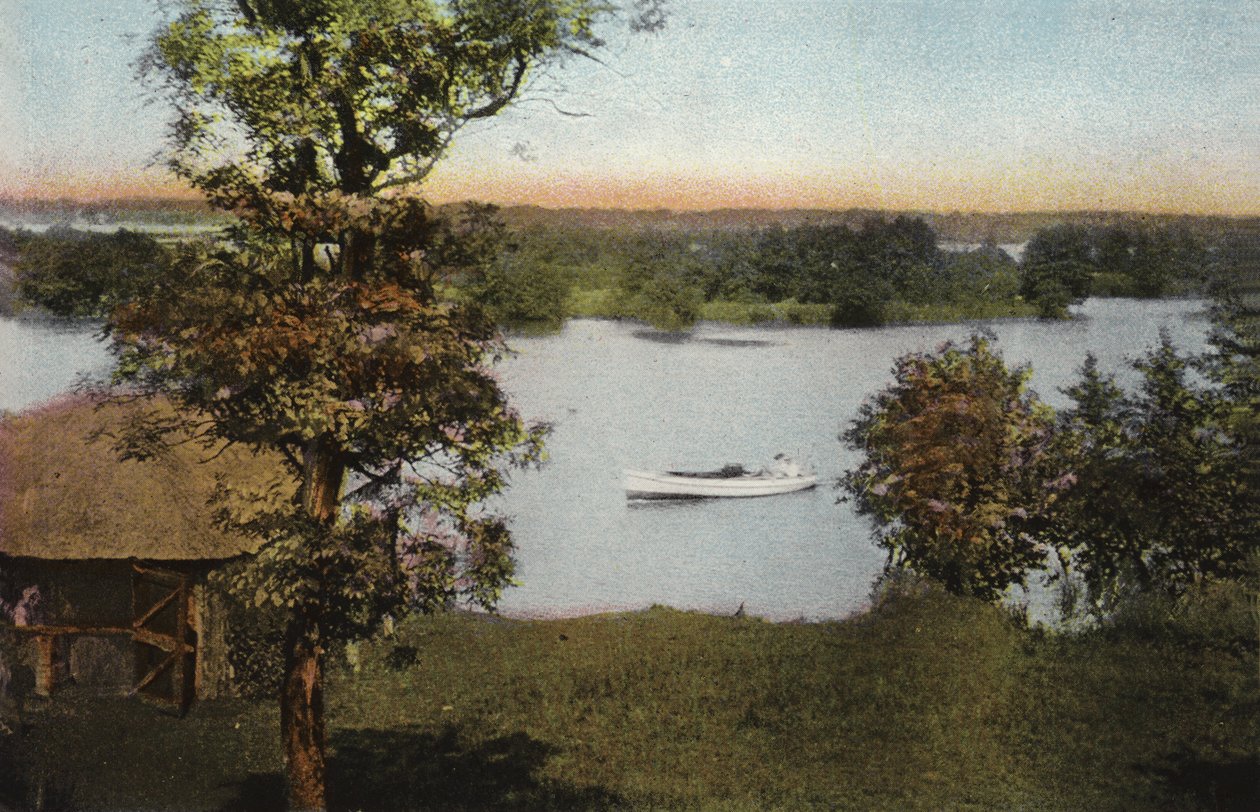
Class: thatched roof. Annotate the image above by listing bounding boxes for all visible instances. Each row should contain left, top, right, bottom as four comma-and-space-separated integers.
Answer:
0, 395, 291, 561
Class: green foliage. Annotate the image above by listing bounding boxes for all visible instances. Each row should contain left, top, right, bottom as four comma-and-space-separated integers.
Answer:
1203, 240, 1260, 494
472, 254, 573, 330
1019, 224, 1095, 317
126, 0, 666, 655
1089, 271, 1139, 297
14, 227, 170, 317
1045, 334, 1257, 619
747, 217, 946, 322
112, 223, 545, 641
1098, 578, 1258, 659
0, 227, 19, 317
696, 298, 776, 325
830, 284, 890, 327
133, 3, 662, 799
614, 250, 705, 331
146, 0, 633, 210
427, 202, 575, 331
936, 243, 1021, 303
1106, 225, 1209, 298
845, 282, 1256, 618
468, 238, 574, 332
505, 216, 1038, 330
842, 336, 1065, 601
220, 580, 287, 699
1023, 223, 1210, 310
769, 298, 831, 325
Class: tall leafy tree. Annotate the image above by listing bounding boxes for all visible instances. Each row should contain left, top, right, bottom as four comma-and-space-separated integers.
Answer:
122, 1, 663, 808
1019, 224, 1095, 318
842, 337, 1065, 602
1203, 236, 1260, 471
1042, 355, 1147, 614
1125, 339, 1252, 585
1047, 338, 1258, 617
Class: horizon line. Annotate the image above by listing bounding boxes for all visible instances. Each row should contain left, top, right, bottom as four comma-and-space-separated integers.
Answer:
2, 193, 1257, 220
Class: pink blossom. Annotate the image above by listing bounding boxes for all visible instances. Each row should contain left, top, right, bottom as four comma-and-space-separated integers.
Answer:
359, 323, 397, 345
1049, 472, 1078, 490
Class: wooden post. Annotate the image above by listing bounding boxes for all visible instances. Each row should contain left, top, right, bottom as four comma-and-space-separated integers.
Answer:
32, 634, 54, 696
173, 573, 189, 713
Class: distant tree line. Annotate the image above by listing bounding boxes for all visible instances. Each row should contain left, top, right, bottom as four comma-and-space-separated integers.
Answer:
490, 215, 1226, 329
7, 213, 1242, 331
479, 215, 1022, 330
1018, 222, 1212, 317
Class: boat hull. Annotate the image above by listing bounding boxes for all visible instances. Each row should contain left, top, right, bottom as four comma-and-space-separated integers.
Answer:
624, 469, 818, 500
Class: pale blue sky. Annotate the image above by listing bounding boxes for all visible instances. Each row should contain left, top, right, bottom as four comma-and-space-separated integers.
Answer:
2, 0, 1256, 213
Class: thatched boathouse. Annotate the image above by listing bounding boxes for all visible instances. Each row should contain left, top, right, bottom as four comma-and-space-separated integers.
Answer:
0, 396, 286, 711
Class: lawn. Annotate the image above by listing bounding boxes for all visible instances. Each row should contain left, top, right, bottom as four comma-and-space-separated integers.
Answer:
5, 586, 1258, 811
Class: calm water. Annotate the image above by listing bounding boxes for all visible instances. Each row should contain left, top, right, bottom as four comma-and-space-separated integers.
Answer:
0, 299, 1211, 620
0, 317, 112, 413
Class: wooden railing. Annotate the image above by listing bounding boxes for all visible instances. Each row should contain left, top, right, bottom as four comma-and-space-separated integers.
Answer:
9, 624, 132, 696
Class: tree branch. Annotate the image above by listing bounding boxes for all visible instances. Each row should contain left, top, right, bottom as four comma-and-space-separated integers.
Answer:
464, 56, 529, 121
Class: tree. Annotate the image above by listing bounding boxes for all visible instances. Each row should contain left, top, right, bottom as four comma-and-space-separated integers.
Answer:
464, 207, 575, 330
1124, 338, 1252, 585
124, 2, 663, 808
842, 336, 1065, 602
1047, 339, 1258, 617
1041, 355, 1146, 614
1203, 240, 1260, 494
937, 243, 1020, 303
15, 228, 170, 317
855, 215, 941, 303
1019, 224, 1095, 318
616, 249, 704, 331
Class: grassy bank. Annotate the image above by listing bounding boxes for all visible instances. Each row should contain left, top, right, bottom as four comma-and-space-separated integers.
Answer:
6, 587, 1259, 810
567, 288, 1040, 328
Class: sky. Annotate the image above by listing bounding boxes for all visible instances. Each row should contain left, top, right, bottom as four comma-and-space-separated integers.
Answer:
1, 0, 1256, 214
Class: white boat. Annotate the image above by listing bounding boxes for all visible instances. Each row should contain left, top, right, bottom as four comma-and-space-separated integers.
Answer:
624, 460, 817, 500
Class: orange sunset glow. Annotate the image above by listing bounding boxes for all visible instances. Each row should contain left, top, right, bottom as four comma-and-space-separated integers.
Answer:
10, 160, 1256, 218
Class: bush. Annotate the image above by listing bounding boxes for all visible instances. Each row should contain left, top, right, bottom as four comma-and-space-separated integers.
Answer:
830, 289, 887, 327
625, 276, 704, 331
1102, 579, 1258, 658
772, 299, 830, 325
699, 299, 776, 325
1090, 271, 1138, 297
842, 336, 1062, 602
471, 256, 573, 330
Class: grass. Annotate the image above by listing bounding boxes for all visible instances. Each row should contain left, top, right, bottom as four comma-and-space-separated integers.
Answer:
880, 299, 1041, 324
6, 587, 1259, 810
568, 291, 1039, 329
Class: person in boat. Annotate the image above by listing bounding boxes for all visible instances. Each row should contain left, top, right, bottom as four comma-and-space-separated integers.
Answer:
765, 453, 802, 478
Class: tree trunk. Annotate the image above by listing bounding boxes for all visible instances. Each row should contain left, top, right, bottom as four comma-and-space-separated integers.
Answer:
279, 443, 345, 811
344, 229, 376, 281
282, 618, 327, 812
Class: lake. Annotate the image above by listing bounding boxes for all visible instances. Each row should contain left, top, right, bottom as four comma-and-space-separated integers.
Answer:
0, 298, 1212, 620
